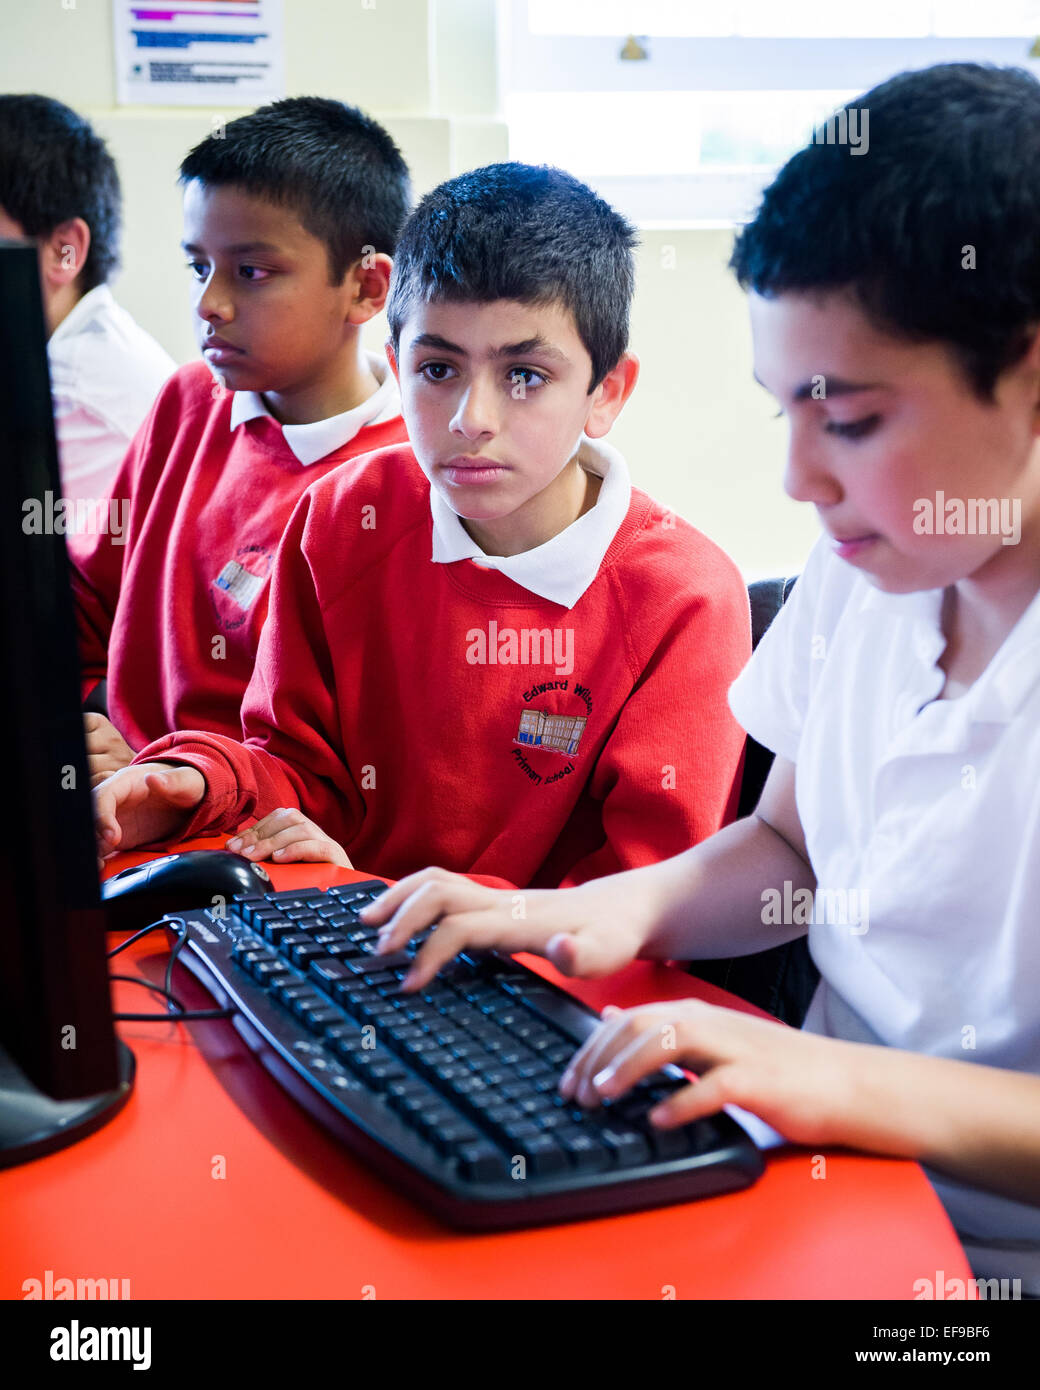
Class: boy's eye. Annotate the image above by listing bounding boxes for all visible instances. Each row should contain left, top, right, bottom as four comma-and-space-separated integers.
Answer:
509, 367, 547, 389
185, 261, 207, 279
826, 414, 881, 440
419, 362, 457, 382
238, 265, 270, 282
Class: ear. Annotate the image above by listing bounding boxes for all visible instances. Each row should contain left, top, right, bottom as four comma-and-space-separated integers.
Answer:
583, 351, 639, 439
384, 337, 399, 385
39, 217, 91, 292
1011, 321, 1040, 435
346, 251, 393, 325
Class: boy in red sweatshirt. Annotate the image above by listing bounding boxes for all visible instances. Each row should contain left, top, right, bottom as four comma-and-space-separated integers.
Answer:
71, 98, 411, 784
95, 164, 751, 888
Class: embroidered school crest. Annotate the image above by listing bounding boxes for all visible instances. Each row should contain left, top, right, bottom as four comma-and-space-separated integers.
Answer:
210, 544, 273, 631
515, 707, 587, 756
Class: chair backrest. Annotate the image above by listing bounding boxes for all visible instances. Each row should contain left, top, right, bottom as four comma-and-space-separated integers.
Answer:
736, 575, 797, 818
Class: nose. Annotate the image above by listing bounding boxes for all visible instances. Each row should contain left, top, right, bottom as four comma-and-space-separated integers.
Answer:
782, 421, 842, 508
195, 270, 233, 326
449, 374, 498, 442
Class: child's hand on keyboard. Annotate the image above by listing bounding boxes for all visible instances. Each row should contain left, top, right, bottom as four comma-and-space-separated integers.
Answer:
559, 998, 851, 1148
94, 762, 206, 863
360, 866, 652, 990
226, 807, 353, 868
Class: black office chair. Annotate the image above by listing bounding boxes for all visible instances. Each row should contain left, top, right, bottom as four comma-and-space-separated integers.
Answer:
685, 576, 821, 1026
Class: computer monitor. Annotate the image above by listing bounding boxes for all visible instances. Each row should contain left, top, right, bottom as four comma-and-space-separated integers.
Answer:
0, 241, 133, 1164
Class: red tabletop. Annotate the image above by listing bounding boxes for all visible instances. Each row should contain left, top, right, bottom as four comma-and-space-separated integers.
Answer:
0, 839, 973, 1299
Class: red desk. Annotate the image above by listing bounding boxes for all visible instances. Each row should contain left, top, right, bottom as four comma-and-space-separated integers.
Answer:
1, 840, 973, 1299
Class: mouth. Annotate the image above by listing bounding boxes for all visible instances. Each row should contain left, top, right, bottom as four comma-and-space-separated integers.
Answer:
203, 336, 243, 362
828, 531, 880, 560
438, 456, 510, 486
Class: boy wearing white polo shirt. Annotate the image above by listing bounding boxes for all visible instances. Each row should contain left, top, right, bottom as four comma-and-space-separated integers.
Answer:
0, 95, 175, 515
358, 65, 1040, 1296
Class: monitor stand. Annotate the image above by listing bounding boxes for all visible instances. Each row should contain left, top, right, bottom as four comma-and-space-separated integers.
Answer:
0, 1040, 135, 1167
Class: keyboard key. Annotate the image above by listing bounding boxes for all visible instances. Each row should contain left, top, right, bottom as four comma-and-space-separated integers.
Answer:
292, 994, 331, 1022
500, 1119, 542, 1146
429, 1121, 482, 1157
310, 958, 352, 989
264, 920, 302, 946
507, 985, 597, 1045
254, 959, 291, 984
303, 1007, 344, 1035
343, 953, 412, 975
347, 1052, 409, 1088
289, 941, 328, 967
600, 1127, 652, 1167
559, 1131, 611, 1172
274, 980, 313, 1006
646, 1125, 692, 1161
278, 932, 312, 951
523, 1134, 569, 1177
457, 1142, 508, 1184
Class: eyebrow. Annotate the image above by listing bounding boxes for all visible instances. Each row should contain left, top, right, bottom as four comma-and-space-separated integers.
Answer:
410, 332, 570, 364
181, 241, 284, 255
753, 370, 885, 401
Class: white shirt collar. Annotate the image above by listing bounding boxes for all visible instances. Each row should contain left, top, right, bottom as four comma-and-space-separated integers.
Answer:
228, 352, 400, 465
48, 284, 116, 345
429, 435, 632, 608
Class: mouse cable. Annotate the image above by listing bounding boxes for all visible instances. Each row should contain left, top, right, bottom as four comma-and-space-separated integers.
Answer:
108, 915, 236, 1022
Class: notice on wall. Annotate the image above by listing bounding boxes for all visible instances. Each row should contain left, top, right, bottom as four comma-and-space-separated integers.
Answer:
113, 0, 285, 106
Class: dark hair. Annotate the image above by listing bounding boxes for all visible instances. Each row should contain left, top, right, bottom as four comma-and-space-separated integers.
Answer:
386, 162, 637, 390
0, 94, 121, 291
730, 63, 1040, 400
179, 96, 411, 283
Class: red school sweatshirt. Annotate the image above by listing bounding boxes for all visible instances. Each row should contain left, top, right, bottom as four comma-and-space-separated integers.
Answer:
69, 360, 408, 749
136, 443, 752, 888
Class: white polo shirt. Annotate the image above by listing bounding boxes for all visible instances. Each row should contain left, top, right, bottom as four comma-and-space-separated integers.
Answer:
428, 435, 632, 607
47, 284, 176, 514
728, 532, 1040, 1296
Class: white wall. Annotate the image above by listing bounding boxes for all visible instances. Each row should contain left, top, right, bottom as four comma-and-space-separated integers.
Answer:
0, 0, 816, 578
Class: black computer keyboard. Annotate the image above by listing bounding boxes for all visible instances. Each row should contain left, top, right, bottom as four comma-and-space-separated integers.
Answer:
166, 879, 764, 1228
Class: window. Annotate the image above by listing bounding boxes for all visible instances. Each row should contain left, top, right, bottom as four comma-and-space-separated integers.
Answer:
501, 0, 1040, 223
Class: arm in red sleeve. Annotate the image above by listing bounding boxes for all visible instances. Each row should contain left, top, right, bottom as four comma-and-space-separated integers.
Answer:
133, 485, 366, 846
553, 568, 751, 889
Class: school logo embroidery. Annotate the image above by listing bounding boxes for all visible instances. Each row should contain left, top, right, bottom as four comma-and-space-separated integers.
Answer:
510, 680, 594, 789
515, 708, 587, 756
210, 544, 273, 631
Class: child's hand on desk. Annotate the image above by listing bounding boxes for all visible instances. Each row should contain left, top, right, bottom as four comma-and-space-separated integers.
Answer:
84, 712, 135, 788
361, 867, 650, 990
93, 762, 206, 864
226, 808, 353, 867
559, 999, 853, 1147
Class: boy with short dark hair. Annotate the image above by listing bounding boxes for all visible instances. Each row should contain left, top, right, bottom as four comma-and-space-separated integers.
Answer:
71, 97, 412, 783
356, 68, 1040, 1295
0, 94, 175, 513
95, 162, 751, 889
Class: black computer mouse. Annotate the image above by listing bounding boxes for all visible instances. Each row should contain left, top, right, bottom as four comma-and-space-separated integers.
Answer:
101, 849, 273, 930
